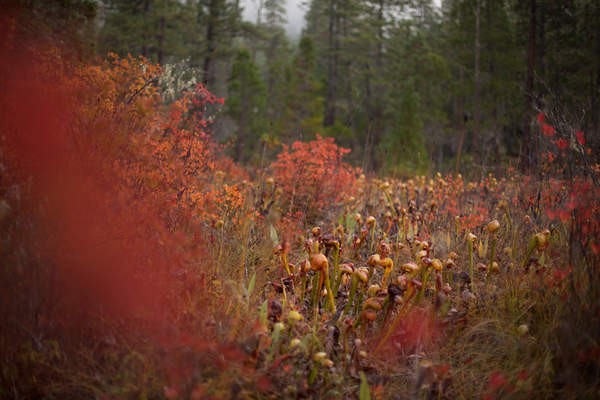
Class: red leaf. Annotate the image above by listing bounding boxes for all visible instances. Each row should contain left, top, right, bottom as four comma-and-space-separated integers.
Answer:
542, 124, 555, 137
558, 210, 570, 223
537, 113, 545, 124
256, 375, 272, 391
489, 371, 507, 390
518, 369, 529, 381
556, 138, 568, 150
434, 364, 451, 378
576, 131, 585, 146
591, 240, 600, 255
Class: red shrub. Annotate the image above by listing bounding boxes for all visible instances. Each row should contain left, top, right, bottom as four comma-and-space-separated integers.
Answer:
270, 135, 360, 222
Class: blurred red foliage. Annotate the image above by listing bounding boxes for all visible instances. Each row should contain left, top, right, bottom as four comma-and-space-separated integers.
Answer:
0, 25, 238, 339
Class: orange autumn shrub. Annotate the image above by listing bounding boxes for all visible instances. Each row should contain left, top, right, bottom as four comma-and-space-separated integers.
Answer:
0, 19, 265, 394
0, 32, 245, 341
68, 53, 247, 230
270, 135, 360, 222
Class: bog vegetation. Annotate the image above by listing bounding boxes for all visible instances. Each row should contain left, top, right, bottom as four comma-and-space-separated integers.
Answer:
1, 1, 600, 399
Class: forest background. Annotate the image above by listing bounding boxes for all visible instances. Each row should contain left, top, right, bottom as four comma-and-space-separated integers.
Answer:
18, 0, 600, 177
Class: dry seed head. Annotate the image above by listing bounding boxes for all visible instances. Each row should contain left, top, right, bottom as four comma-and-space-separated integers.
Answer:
356, 269, 369, 283
287, 262, 296, 273
401, 262, 419, 273
364, 297, 382, 311
517, 324, 529, 336
379, 257, 393, 269
362, 309, 378, 322
301, 259, 312, 272
378, 241, 391, 256
310, 253, 328, 271
368, 284, 381, 297
444, 258, 456, 269
274, 322, 285, 331
341, 274, 351, 286
368, 254, 381, 267
535, 231, 550, 249
491, 262, 500, 273
340, 263, 354, 275
487, 219, 500, 234
354, 213, 363, 224
288, 310, 303, 321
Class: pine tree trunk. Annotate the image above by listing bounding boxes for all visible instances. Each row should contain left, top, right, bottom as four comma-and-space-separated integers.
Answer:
522, 0, 536, 172
324, 0, 337, 127
473, 0, 481, 166
141, 0, 151, 58
370, 0, 385, 171
157, 16, 165, 65
456, 67, 465, 174
203, 0, 219, 88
